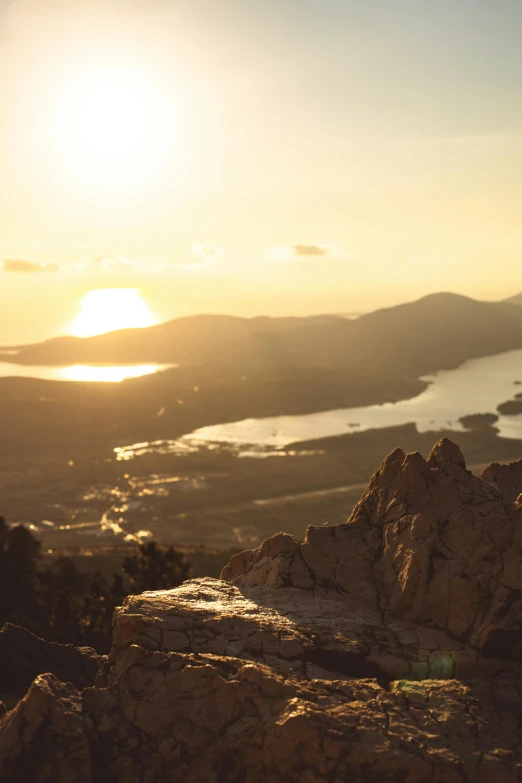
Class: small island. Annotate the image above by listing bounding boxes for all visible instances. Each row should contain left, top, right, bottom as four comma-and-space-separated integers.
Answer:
497, 393, 522, 416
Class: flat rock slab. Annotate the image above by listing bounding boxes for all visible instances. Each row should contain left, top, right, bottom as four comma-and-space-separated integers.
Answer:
112, 577, 518, 684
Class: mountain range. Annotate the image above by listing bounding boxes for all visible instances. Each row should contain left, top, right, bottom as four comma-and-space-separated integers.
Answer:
5, 293, 522, 380
3, 292, 522, 459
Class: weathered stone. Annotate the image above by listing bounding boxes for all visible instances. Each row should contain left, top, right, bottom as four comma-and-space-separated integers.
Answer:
81, 646, 521, 783
0, 674, 93, 783
1, 439, 522, 782
482, 458, 522, 502
223, 439, 522, 657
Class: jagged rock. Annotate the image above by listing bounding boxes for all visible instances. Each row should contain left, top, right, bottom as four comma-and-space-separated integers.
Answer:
0, 623, 104, 693
222, 439, 522, 657
0, 674, 92, 783
83, 646, 522, 783
1, 439, 522, 782
482, 458, 522, 502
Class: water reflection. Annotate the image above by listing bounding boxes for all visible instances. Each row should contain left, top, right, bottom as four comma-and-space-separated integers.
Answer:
0, 363, 171, 382
114, 438, 325, 460
178, 348, 522, 445
58, 364, 168, 382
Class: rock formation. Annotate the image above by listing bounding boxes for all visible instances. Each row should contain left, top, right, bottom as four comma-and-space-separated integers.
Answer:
1, 439, 521, 782
0, 623, 103, 694
223, 438, 522, 658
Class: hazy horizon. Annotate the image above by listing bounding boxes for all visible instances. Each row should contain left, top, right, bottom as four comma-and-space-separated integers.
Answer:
0, 286, 519, 347
1, 0, 522, 346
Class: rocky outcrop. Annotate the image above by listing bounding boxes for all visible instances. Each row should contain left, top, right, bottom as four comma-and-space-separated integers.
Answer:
1, 439, 522, 782
223, 439, 522, 657
0, 623, 103, 693
0, 675, 93, 783
482, 457, 522, 503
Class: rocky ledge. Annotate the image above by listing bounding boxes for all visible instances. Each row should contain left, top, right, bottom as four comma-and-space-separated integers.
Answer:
1, 439, 521, 782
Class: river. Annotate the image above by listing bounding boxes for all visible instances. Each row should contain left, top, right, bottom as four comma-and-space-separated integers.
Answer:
182, 348, 522, 446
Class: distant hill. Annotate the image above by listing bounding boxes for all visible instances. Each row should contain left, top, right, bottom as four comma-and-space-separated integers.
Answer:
351, 292, 522, 375
4, 292, 522, 379
0, 314, 353, 369
4, 292, 522, 458
504, 293, 522, 306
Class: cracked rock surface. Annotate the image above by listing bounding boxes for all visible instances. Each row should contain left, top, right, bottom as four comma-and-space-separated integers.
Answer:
1, 439, 522, 782
223, 438, 522, 656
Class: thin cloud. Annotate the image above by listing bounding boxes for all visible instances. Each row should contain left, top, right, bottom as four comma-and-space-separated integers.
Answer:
2, 259, 61, 273
192, 242, 225, 262
292, 244, 329, 257
270, 243, 348, 261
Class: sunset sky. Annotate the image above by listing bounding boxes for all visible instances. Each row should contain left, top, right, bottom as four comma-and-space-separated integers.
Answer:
1, 0, 522, 343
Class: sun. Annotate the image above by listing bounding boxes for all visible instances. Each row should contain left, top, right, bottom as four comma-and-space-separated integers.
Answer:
49, 63, 176, 190
68, 289, 157, 338
63, 69, 152, 160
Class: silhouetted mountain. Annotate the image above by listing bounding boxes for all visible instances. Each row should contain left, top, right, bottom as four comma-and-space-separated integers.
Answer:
1, 314, 351, 369
504, 292, 522, 306
351, 292, 522, 374
6, 293, 522, 378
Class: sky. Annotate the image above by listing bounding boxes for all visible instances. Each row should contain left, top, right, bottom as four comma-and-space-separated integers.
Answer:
1, 0, 522, 342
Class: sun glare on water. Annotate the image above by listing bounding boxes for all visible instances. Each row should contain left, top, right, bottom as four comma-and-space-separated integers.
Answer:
57, 365, 163, 383
68, 289, 157, 338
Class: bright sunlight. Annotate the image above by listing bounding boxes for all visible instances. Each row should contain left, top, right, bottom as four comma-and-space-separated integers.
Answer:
68, 289, 157, 338
57, 365, 166, 383
49, 62, 179, 191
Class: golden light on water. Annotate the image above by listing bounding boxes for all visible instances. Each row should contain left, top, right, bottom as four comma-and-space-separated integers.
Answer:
0, 362, 170, 383
68, 288, 157, 337
56, 365, 165, 383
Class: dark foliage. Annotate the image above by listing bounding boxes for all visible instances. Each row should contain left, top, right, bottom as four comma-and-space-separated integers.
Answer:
0, 516, 191, 653
122, 541, 192, 594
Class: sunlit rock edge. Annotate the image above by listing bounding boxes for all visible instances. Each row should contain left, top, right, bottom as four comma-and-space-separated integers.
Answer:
1, 438, 521, 782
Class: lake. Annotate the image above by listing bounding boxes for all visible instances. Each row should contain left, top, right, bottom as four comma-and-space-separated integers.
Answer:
0, 363, 172, 383
182, 348, 522, 446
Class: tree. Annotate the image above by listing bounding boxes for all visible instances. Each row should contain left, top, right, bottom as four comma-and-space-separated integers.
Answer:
39, 557, 87, 645
0, 517, 41, 629
122, 542, 191, 594
0, 515, 192, 652
79, 576, 113, 652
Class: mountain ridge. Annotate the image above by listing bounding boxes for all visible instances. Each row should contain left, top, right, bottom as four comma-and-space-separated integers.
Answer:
4, 292, 522, 376
504, 291, 522, 306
